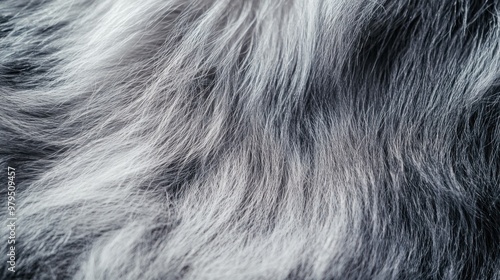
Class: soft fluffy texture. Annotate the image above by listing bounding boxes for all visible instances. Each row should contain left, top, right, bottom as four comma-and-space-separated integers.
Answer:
1, 0, 499, 279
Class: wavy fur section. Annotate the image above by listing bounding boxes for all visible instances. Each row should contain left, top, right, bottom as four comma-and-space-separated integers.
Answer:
1, 0, 499, 279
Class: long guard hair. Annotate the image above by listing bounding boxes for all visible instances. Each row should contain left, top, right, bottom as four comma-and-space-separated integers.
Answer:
0, 0, 499, 279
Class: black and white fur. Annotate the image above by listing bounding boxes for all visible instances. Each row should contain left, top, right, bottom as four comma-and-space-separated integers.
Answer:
1, 0, 499, 279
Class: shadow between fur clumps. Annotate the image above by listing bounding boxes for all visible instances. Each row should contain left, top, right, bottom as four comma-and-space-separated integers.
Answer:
0, 0, 499, 279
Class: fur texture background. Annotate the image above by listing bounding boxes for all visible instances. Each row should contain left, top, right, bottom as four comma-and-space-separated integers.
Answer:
1, 0, 499, 279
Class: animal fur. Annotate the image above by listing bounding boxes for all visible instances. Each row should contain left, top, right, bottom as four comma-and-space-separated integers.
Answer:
1, 0, 499, 279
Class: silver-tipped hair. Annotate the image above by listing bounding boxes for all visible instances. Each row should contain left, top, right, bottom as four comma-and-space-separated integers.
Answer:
1, 0, 499, 279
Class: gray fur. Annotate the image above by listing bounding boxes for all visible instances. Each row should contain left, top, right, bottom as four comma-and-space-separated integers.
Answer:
0, 0, 499, 279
